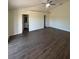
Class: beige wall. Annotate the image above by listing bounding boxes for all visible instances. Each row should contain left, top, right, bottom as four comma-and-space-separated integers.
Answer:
8, 9, 48, 36
48, 1, 70, 31
8, 10, 22, 36
8, 1, 70, 36
18, 10, 46, 31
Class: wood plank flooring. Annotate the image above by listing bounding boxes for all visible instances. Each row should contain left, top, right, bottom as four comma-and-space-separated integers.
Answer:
8, 28, 70, 59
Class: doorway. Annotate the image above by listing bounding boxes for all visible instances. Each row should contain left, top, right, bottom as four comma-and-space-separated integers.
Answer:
22, 14, 29, 33
44, 15, 46, 28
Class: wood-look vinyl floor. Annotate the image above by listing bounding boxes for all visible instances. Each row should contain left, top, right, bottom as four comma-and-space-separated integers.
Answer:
8, 28, 70, 59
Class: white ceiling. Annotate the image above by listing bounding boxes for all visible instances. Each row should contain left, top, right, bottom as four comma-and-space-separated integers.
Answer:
8, 0, 68, 12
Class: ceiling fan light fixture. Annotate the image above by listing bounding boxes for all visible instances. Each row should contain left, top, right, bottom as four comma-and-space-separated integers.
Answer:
46, 3, 50, 8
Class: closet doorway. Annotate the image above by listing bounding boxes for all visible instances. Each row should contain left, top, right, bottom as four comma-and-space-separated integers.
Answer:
22, 14, 29, 33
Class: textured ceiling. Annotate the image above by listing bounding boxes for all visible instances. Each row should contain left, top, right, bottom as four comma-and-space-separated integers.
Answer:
8, 0, 68, 12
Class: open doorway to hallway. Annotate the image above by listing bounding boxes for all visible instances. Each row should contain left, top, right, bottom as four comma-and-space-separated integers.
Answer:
44, 15, 46, 28
22, 14, 29, 33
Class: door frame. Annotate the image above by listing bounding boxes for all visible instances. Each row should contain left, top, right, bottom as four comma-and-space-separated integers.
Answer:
22, 14, 29, 33
44, 15, 46, 28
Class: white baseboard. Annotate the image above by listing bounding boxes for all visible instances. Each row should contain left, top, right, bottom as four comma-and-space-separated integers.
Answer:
8, 32, 22, 37
48, 26, 70, 32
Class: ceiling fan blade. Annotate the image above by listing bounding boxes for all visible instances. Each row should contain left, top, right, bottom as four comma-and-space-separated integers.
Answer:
47, 0, 48, 2
47, 0, 50, 3
24, 3, 43, 8
41, 3, 46, 4
51, 4, 55, 5
49, 1, 53, 3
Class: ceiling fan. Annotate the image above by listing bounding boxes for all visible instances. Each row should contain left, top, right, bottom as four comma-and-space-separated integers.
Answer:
27, 0, 56, 12
42, 0, 56, 8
